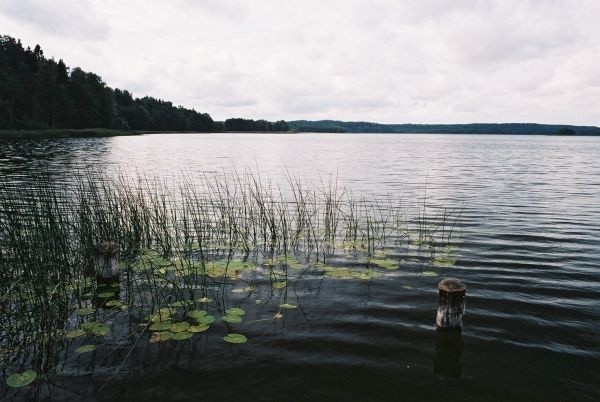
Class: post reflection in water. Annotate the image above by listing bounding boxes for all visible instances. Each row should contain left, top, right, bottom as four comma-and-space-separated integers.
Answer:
433, 328, 463, 378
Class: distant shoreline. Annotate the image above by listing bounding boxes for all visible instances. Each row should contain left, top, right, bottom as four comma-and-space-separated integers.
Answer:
1, 127, 598, 140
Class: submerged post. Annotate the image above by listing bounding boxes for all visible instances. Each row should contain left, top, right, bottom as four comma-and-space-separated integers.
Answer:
94, 241, 119, 281
436, 278, 466, 329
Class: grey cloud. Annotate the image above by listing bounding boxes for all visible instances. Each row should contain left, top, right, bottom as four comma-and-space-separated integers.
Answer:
0, 0, 109, 40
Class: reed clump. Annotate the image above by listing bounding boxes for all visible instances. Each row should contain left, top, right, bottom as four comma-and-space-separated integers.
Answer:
0, 170, 462, 390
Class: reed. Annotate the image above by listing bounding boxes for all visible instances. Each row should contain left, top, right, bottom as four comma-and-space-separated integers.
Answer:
0, 169, 461, 390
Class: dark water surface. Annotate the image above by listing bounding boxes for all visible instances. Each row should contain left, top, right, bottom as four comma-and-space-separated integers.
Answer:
1, 133, 599, 401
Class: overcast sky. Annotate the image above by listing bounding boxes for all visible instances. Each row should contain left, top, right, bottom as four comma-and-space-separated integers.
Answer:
1, 0, 599, 125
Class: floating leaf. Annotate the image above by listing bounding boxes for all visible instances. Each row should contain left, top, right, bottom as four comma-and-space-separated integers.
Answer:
172, 331, 193, 341
197, 297, 213, 303
151, 331, 173, 342
422, 271, 438, 277
255, 299, 262, 304
105, 300, 123, 308
222, 314, 242, 323
189, 325, 209, 333
74, 307, 95, 316
223, 333, 247, 344
272, 281, 287, 289
273, 313, 283, 319
370, 258, 400, 270
75, 344, 97, 354
149, 320, 172, 331
433, 255, 457, 267
6, 370, 37, 388
195, 315, 215, 325
168, 300, 191, 308
90, 323, 110, 336
186, 310, 208, 320
231, 287, 247, 293
280, 303, 297, 309
170, 322, 190, 333
97, 292, 115, 298
66, 329, 86, 339
225, 307, 245, 316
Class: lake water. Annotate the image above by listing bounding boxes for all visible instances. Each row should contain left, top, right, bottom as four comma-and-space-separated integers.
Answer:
1, 133, 599, 401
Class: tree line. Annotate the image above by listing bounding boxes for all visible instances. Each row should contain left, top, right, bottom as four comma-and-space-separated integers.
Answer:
288, 120, 600, 135
0, 35, 288, 133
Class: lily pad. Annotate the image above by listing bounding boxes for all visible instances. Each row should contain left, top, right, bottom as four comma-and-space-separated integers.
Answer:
272, 281, 287, 289
168, 300, 192, 308
105, 300, 123, 308
186, 310, 208, 320
172, 331, 193, 341
149, 320, 172, 331
225, 307, 245, 316
170, 322, 191, 333
66, 329, 86, 339
151, 331, 173, 342
195, 315, 215, 325
222, 315, 242, 323
223, 333, 247, 344
422, 271, 438, 277
6, 370, 37, 388
280, 303, 298, 309
75, 344, 97, 354
97, 292, 115, 298
370, 258, 400, 270
74, 307, 95, 316
188, 325, 210, 333
197, 297, 213, 303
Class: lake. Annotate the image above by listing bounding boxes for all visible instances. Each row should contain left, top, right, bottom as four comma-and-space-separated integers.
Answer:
1, 133, 599, 401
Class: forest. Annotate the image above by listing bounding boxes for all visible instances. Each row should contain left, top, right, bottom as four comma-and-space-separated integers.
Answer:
0, 35, 286, 133
288, 120, 600, 135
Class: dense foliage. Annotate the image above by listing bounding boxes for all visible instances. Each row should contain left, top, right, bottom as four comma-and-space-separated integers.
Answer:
0, 35, 287, 133
224, 118, 288, 132
289, 120, 600, 135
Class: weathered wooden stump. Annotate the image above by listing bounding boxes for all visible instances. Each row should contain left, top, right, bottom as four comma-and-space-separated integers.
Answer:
436, 278, 466, 329
94, 241, 119, 282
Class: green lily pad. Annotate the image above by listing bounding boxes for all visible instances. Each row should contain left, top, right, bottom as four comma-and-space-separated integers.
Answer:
225, 307, 245, 316
66, 329, 86, 339
422, 271, 438, 277
90, 323, 110, 336
105, 300, 123, 308
280, 303, 297, 309
172, 331, 193, 341
370, 258, 400, 270
231, 287, 248, 293
75, 344, 97, 354
168, 300, 191, 308
195, 315, 215, 325
272, 281, 287, 289
74, 307, 95, 316
151, 331, 173, 341
186, 310, 208, 320
6, 370, 37, 388
189, 325, 209, 333
149, 320, 172, 331
222, 314, 242, 323
170, 322, 190, 333
223, 333, 247, 344
97, 292, 115, 298
197, 297, 213, 303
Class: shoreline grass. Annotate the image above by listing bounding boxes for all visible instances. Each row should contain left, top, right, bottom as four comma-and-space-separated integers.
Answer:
0, 170, 462, 394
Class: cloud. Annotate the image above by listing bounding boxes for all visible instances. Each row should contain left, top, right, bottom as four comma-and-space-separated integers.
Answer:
1, 0, 599, 125
0, 0, 109, 40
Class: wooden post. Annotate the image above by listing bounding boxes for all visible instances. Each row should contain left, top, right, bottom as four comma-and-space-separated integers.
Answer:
436, 278, 466, 329
94, 241, 119, 281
